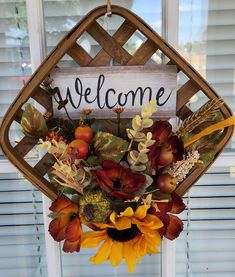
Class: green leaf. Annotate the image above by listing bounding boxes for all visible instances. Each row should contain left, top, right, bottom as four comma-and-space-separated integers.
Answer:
86, 156, 99, 167
93, 131, 129, 163
152, 190, 172, 201
21, 104, 48, 138
199, 151, 216, 167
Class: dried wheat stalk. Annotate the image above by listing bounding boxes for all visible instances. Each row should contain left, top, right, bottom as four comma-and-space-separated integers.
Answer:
176, 98, 224, 137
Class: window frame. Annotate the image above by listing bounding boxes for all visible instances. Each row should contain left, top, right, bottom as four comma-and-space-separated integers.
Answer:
2, 0, 234, 276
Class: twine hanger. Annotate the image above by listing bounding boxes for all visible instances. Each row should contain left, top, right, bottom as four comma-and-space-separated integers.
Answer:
106, 0, 112, 17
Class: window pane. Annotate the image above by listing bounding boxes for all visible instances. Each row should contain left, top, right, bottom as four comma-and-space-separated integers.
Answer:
0, 1, 48, 276
177, 1, 235, 276
176, 166, 235, 277
42, 1, 162, 276
178, 0, 235, 151
0, 0, 31, 154
0, 172, 47, 277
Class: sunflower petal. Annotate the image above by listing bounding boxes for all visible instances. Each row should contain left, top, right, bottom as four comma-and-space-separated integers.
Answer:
146, 242, 160, 254
138, 225, 159, 235
115, 217, 132, 230
110, 212, 116, 224
81, 230, 106, 248
134, 235, 147, 258
82, 235, 106, 248
145, 232, 161, 246
123, 240, 137, 273
90, 237, 112, 265
144, 214, 164, 229
134, 205, 149, 219
120, 207, 134, 217
109, 241, 123, 266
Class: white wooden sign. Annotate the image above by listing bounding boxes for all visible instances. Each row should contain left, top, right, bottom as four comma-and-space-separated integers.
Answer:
51, 65, 177, 119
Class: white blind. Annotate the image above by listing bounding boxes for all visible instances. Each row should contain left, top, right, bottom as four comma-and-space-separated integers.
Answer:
0, 172, 47, 277
177, 0, 235, 276
42, 0, 163, 276
176, 168, 235, 276
0, 1, 47, 276
0, 0, 31, 154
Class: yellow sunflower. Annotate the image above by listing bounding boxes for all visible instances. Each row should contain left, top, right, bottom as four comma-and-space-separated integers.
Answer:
81, 204, 163, 272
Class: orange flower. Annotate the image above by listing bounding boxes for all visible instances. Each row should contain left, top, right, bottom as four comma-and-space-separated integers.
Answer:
49, 195, 82, 252
83, 108, 93, 116
113, 107, 124, 114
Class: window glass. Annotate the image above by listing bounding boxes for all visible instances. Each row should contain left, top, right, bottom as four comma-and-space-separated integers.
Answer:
0, 1, 47, 276
0, 172, 47, 277
177, 1, 235, 276
178, 0, 235, 150
0, 0, 31, 153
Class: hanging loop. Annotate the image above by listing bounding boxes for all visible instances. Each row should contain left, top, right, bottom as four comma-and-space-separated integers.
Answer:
106, 0, 112, 17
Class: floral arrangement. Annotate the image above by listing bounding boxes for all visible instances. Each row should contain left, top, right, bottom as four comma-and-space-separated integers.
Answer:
20, 82, 235, 272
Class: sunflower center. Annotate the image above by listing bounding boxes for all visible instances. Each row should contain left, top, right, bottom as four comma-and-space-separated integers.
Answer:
107, 224, 140, 242
113, 179, 122, 189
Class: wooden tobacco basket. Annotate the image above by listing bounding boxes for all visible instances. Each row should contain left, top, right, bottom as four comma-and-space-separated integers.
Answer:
0, 5, 233, 200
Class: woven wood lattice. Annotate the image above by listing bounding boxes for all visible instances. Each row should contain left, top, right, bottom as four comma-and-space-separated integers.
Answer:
0, 5, 233, 200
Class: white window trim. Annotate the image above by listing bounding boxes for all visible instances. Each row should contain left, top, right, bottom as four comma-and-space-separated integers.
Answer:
161, 1, 179, 276
25, 1, 62, 276
17, 0, 235, 276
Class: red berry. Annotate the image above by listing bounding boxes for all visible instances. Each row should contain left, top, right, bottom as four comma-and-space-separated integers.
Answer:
68, 139, 89, 159
156, 173, 177, 193
74, 126, 93, 143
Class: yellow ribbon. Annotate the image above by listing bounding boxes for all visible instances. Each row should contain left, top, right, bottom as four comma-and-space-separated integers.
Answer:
184, 115, 235, 148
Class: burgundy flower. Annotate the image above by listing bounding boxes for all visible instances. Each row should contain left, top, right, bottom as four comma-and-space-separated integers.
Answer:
151, 120, 172, 143
93, 160, 146, 199
149, 121, 184, 170
152, 193, 185, 240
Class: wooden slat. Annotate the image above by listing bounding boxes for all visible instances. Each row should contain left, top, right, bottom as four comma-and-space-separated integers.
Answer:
32, 87, 52, 111
176, 166, 207, 196
167, 60, 180, 72
87, 21, 132, 65
127, 39, 157, 65
89, 20, 136, 66
34, 153, 54, 176
67, 43, 93, 66
177, 79, 200, 111
15, 109, 24, 123
177, 105, 193, 121
14, 136, 38, 157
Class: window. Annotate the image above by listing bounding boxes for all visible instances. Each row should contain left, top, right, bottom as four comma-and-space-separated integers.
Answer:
176, 0, 235, 276
0, 1, 235, 276
0, 1, 47, 276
